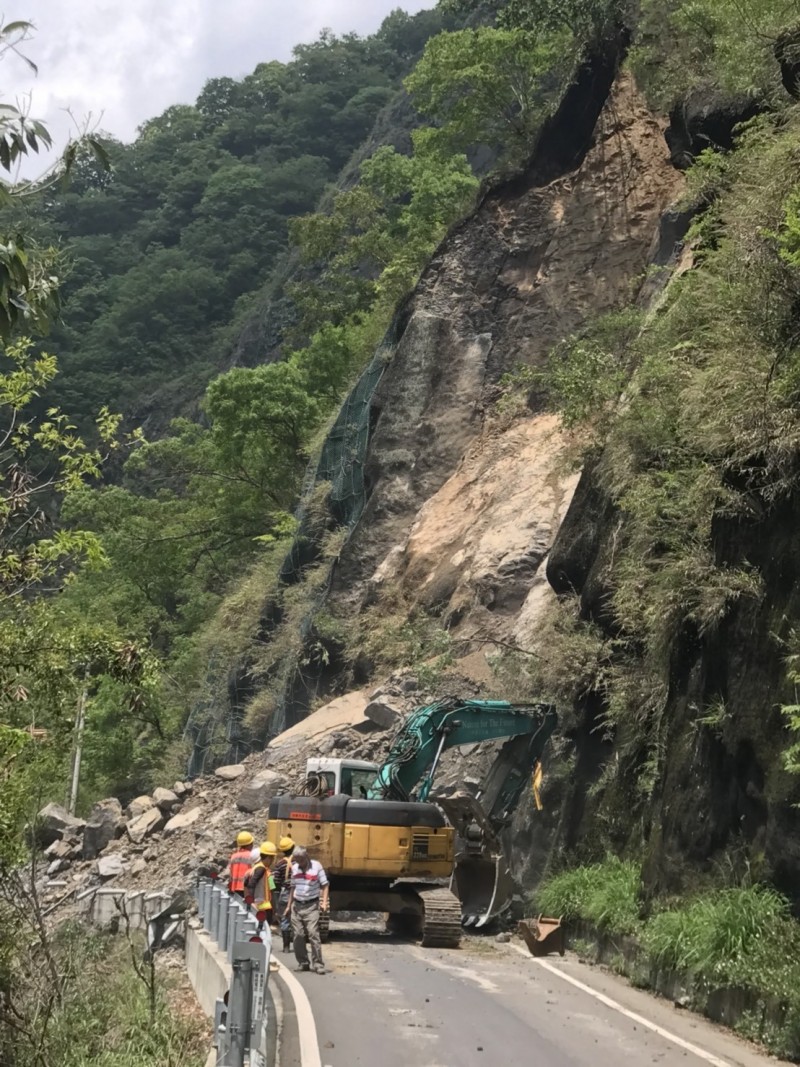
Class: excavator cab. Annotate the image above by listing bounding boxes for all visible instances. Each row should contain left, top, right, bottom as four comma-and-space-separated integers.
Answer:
304, 758, 379, 798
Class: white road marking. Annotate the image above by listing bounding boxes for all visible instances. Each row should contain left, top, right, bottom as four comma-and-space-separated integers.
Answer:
274, 961, 323, 1067
509, 946, 733, 1067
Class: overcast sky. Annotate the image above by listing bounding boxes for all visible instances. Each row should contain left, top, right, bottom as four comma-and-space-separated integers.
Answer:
7, 1, 435, 176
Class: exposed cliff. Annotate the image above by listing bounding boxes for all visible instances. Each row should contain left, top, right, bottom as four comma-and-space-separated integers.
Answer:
326, 63, 681, 674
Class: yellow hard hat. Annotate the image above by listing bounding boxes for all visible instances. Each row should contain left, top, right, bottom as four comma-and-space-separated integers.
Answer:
279, 836, 295, 852
237, 831, 254, 847
259, 840, 277, 856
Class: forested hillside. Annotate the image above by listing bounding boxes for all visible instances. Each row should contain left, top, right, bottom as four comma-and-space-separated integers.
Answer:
23, 7, 453, 425
1, 5, 485, 809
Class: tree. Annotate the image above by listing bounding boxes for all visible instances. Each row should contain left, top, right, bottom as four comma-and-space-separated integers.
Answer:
290, 136, 478, 334
440, 0, 628, 40
405, 27, 574, 159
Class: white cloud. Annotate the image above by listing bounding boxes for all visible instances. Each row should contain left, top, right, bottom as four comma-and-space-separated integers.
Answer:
5, 1, 435, 175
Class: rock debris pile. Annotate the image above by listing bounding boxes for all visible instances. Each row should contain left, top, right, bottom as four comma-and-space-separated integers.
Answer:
33, 685, 415, 905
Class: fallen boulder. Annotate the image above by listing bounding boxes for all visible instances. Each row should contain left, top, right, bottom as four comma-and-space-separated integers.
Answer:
235, 770, 287, 813
83, 798, 123, 859
125, 795, 155, 820
214, 764, 246, 781
35, 803, 85, 849
152, 787, 179, 812
96, 854, 126, 879
45, 834, 83, 861
126, 807, 165, 844
163, 806, 203, 835
172, 781, 189, 798
364, 699, 403, 730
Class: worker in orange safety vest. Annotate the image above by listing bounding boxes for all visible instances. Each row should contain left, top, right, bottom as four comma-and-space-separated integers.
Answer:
245, 841, 277, 914
225, 830, 256, 896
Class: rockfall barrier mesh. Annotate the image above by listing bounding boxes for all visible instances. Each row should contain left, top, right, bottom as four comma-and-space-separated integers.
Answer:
183, 342, 391, 776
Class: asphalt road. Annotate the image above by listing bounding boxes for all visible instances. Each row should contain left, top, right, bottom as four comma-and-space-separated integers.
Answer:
276, 919, 786, 1067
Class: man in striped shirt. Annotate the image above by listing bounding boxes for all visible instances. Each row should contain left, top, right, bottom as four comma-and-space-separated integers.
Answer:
286, 847, 329, 974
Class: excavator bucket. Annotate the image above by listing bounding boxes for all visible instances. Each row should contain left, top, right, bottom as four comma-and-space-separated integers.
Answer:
438, 793, 517, 928
451, 852, 515, 928
518, 915, 565, 956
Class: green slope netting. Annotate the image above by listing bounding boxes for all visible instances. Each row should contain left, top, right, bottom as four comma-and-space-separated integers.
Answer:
184, 344, 390, 775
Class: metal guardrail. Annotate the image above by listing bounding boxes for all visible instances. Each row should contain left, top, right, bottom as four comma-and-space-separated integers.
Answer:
196, 878, 273, 1067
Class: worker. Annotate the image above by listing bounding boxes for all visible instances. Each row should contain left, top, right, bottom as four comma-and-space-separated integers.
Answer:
273, 836, 295, 953
245, 840, 277, 915
224, 831, 256, 897
286, 846, 329, 975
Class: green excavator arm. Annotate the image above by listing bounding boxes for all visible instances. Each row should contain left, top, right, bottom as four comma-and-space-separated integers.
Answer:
366, 697, 557, 929
366, 698, 557, 803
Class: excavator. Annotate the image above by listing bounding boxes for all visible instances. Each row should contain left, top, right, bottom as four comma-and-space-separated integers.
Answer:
267, 698, 557, 948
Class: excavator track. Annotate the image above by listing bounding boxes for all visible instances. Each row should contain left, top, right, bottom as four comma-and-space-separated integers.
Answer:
418, 886, 462, 948
319, 909, 330, 943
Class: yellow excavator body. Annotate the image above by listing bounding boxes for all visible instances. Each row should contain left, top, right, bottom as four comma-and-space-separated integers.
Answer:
266, 815, 454, 879
267, 794, 462, 946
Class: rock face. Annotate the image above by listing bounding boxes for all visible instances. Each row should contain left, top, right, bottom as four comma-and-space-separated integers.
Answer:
83, 797, 123, 859
126, 807, 165, 844
36, 803, 85, 849
545, 459, 800, 905
235, 770, 288, 813
316, 67, 682, 708
664, 88, 762, 168
775, 27, 800, 99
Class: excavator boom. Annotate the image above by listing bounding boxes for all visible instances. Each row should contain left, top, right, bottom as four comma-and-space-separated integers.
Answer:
367, 698, 556, 803
368, 697, 557, 929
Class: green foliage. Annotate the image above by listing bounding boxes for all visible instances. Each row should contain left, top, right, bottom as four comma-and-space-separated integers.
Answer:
0, 923, 209, 1067
52, 12, 481, 784
780, 629, 800, 774
535, 859, 800, 1056
441, 0, 628, 41
541, 308, 643, 444
290, 137, 478, 335
629, 0, 800, 109
489, 596, 613, 712
0, 19, 112, 341
405, 27, 574, 161
539, 116, 800, 786
22, 12, 453, 424
0, 340, 156, 806
534, 856, 642, 933
643, 885, 800, 998
775, 186, 800, 268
